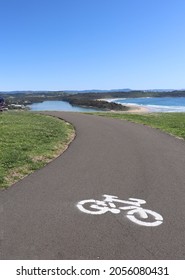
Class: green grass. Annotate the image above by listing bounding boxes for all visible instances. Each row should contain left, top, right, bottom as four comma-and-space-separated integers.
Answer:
90, 112, 185, 140
0, 112, 75, 188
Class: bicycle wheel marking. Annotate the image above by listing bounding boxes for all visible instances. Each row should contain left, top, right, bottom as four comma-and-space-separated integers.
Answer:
77, 194, 163, 227
77, 200, 109, 215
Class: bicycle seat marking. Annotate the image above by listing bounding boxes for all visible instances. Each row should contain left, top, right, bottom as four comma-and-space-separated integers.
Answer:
77, 194, 163, 227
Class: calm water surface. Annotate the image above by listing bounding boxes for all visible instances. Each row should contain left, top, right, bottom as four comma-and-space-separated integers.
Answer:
28, 100, 102, 112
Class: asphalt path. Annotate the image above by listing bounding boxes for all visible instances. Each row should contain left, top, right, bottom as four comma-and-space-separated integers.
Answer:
1, 112, 185, 259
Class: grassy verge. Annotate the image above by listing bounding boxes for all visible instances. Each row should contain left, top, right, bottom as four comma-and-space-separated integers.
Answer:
0, 112, 75, 188
90, 112, 185, 140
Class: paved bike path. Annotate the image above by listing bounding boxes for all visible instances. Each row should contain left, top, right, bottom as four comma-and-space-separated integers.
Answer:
1, 112, 185, 259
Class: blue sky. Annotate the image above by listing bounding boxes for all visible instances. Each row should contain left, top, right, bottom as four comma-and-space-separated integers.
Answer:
0, 0, 185, 91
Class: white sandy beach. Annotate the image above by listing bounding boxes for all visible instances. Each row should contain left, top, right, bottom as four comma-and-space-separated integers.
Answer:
126, 104, 149, 113
97, 99, 149, 113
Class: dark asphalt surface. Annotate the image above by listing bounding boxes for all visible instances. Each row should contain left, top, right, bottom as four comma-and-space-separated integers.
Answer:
0, 112, 185, 260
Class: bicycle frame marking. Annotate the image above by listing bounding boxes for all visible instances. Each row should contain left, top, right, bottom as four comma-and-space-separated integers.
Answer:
77, 194, 163, 227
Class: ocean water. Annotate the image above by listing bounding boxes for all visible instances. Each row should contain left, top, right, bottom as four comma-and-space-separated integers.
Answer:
28, 100, 102, 112
109, 97, 185, 112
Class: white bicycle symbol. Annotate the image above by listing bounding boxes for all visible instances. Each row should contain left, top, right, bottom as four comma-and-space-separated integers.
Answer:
77, 194, 163, 227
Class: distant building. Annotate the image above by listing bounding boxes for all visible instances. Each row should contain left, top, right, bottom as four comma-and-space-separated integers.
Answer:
8, 104, 25, 109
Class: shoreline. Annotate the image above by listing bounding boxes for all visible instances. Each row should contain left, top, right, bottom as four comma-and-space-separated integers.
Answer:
97, 99, 149, 113
126, 104, 149, 113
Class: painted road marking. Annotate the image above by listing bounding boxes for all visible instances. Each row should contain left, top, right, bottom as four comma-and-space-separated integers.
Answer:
77, 194, 163, 227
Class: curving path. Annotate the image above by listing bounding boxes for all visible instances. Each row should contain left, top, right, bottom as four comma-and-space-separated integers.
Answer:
0, 112, 185, 259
